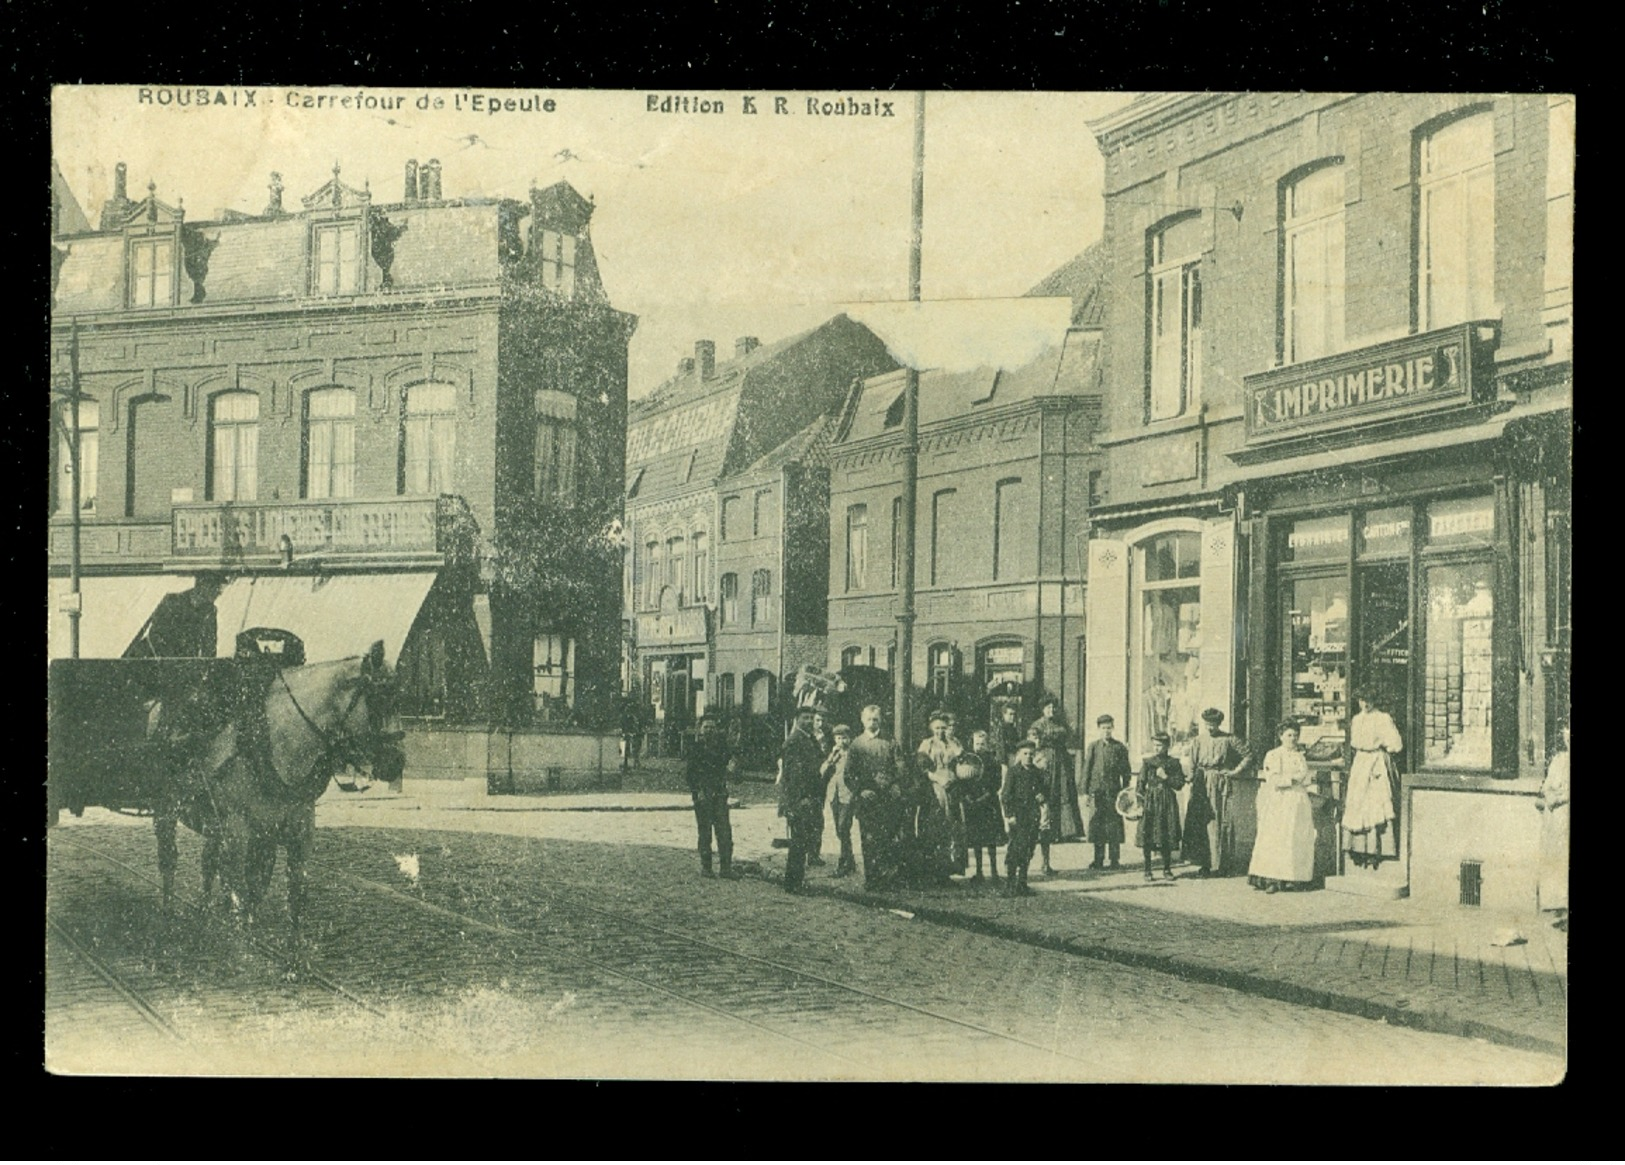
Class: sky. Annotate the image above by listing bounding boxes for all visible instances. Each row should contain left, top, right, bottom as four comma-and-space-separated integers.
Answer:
52, 86, 1135, 394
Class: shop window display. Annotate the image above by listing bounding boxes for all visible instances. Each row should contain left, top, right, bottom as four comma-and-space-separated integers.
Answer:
1285, 576, 1350, 748
1424, 563, 1495, 769
1137, 532, 1202, 754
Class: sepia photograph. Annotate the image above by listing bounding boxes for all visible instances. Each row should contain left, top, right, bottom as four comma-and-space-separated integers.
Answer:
46, 85, 1571, 1082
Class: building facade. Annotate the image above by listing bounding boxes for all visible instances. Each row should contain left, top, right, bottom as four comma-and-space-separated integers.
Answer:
1084, 93, 1573, 904
50, 161, 635, 729
826, 260, 1106, 742
622, 317, 896, 752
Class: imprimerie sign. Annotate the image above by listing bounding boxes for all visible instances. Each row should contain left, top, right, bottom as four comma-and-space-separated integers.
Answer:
1243, 321, 1495, 445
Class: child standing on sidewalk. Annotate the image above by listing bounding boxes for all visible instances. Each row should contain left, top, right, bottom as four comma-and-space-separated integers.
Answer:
1137, 730, 1186, 880
1000, 738, 1047, 897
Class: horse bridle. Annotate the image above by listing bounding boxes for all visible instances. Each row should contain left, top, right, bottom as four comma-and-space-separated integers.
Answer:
272, 663, 403, 787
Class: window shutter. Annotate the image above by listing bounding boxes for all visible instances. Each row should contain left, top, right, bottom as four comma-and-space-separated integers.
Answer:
1083, 538, 1130, 728
1199, 516, 1237, 729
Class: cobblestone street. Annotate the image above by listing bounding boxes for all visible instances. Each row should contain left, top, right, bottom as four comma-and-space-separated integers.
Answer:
47, 780, 1563, 1082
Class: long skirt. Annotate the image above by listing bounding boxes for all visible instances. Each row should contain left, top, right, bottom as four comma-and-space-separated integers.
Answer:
1344, 751, 1398, 859
916, 775, 962, 876
1182, 778, 1215, 868
1538, 802, 1569, 912
1040, 752, 1085, 842
1249, 786, 1316, 883
961, 795, 1007, 849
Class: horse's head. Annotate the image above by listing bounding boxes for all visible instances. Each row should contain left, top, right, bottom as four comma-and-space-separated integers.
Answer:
265, 642, 405, 795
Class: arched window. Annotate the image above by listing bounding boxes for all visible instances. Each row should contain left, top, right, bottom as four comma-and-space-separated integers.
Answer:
720, 572, 739, 627
750, 569, 773, 628
646, 541, 664, 609
666, 535, 686, 597
304, 388, 357, 499
209, 391, 259, 502
744, 669, 774, 715
54, 398, 98, 515
691, 532, 710, 601
993, 478, 1031, 580
928, 642, 958, 703
1418, 109, 1496, 329
1146, 214, 1204, 422
401, 383, 457, 495
1282, 162, 1346, 363
846, 503, 868, 591
841, 645, 868, 669
978, 640, 1026, 692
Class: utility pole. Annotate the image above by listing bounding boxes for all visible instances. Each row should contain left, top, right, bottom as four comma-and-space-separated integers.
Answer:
893, 92, 924, 743
56, 318, 84, 659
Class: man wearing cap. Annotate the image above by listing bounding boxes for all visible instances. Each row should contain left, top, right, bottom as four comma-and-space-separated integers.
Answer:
686, 713, 736, 879
845, 704, 910, 891
822, 722, 858, 877
779, 705, 828, 892
1137, 731, 1186, 880
999, 738, 1047, 896
1082, 714, 1132, 869
1188, 708, 1253, 877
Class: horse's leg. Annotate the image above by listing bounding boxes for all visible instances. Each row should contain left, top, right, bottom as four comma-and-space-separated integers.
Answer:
201, 830, 221, 904
285, 809, 315, 964
243, 837, 276, 929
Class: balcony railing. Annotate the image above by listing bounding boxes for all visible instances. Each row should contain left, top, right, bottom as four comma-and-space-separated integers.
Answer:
171, 495, 477, 563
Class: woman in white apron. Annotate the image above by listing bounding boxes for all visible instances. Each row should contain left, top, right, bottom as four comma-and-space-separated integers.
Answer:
1249, 720, 1317, 893
1344, 688, 1402, 868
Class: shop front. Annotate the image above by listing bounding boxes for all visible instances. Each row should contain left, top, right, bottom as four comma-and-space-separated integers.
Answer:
1233, 322, 1571, 908
634, 592, 710, 755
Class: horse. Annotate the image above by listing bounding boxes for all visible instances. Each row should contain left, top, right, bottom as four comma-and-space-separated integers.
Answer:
153, 640, 403, 952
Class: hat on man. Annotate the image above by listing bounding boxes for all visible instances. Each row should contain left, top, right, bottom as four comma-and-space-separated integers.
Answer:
1013, 738, 1037, 755
1096, 714, 1115, 727
1151, 730, 1171, 744
1201, 708, 1226, 726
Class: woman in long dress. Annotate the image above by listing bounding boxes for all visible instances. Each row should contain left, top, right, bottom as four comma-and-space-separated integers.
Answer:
1537, 721, 1569, 928
914, 712, 964, 878
1249, 720, 1317, 893
1344, 689, 1402, 868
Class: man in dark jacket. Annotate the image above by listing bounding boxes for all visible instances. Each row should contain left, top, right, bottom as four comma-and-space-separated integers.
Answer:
1082, 713, 1132, 869
779, 705, 828, 892
844, 704, 909, 891
686, 713, 735, 878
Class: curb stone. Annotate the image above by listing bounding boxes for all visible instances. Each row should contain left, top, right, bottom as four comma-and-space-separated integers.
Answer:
742, 861, 1564, 1058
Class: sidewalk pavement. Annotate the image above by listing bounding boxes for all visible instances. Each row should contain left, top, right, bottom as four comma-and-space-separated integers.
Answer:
330, 768, 1567, 1057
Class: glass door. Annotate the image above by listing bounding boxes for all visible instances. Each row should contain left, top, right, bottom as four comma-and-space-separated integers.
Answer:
1356, 561, 1413, 753
1281, 573, 1352, 753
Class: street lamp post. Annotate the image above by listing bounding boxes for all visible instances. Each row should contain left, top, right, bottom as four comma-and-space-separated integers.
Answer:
51, 318, 85, 659
893, 92, 925, 744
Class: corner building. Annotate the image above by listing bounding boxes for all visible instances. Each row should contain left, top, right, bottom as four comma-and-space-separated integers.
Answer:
1084, 94, 1572, 906
49, 161, 635, 728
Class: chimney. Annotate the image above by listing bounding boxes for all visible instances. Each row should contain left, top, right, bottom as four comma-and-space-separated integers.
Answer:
678, 357, 696, 376
695, 340, 716, 379
423, 159, 442, 201
404, 159, 419, 202
734, 336, 760, 359
113, 162, 127, 202
265, 172, 284, 215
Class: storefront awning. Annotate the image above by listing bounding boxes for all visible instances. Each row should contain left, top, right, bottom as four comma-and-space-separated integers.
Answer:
214, 572, 439, 668
48, 575, 194, 661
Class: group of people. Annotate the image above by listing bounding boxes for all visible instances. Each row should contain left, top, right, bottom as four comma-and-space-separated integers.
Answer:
681, 686, 1441, 900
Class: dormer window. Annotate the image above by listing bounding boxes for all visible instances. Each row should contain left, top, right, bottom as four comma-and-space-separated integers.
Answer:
129, 236, 176, 308
313, 221, 363, 296
537, 229, 576, 297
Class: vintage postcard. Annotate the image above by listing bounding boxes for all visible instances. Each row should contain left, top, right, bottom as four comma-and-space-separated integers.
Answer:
47, 85, 1570, 1082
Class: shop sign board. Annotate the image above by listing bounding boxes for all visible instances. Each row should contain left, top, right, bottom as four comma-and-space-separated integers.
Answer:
635, 605, 709, 647
1243, 321, 1495, 445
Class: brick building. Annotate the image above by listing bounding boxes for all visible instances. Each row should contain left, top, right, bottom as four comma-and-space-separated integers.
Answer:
49, 160, 636, 729
825, 250, 1106, 742
622, 316, 895, 755
1083, 93, 1572, 905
